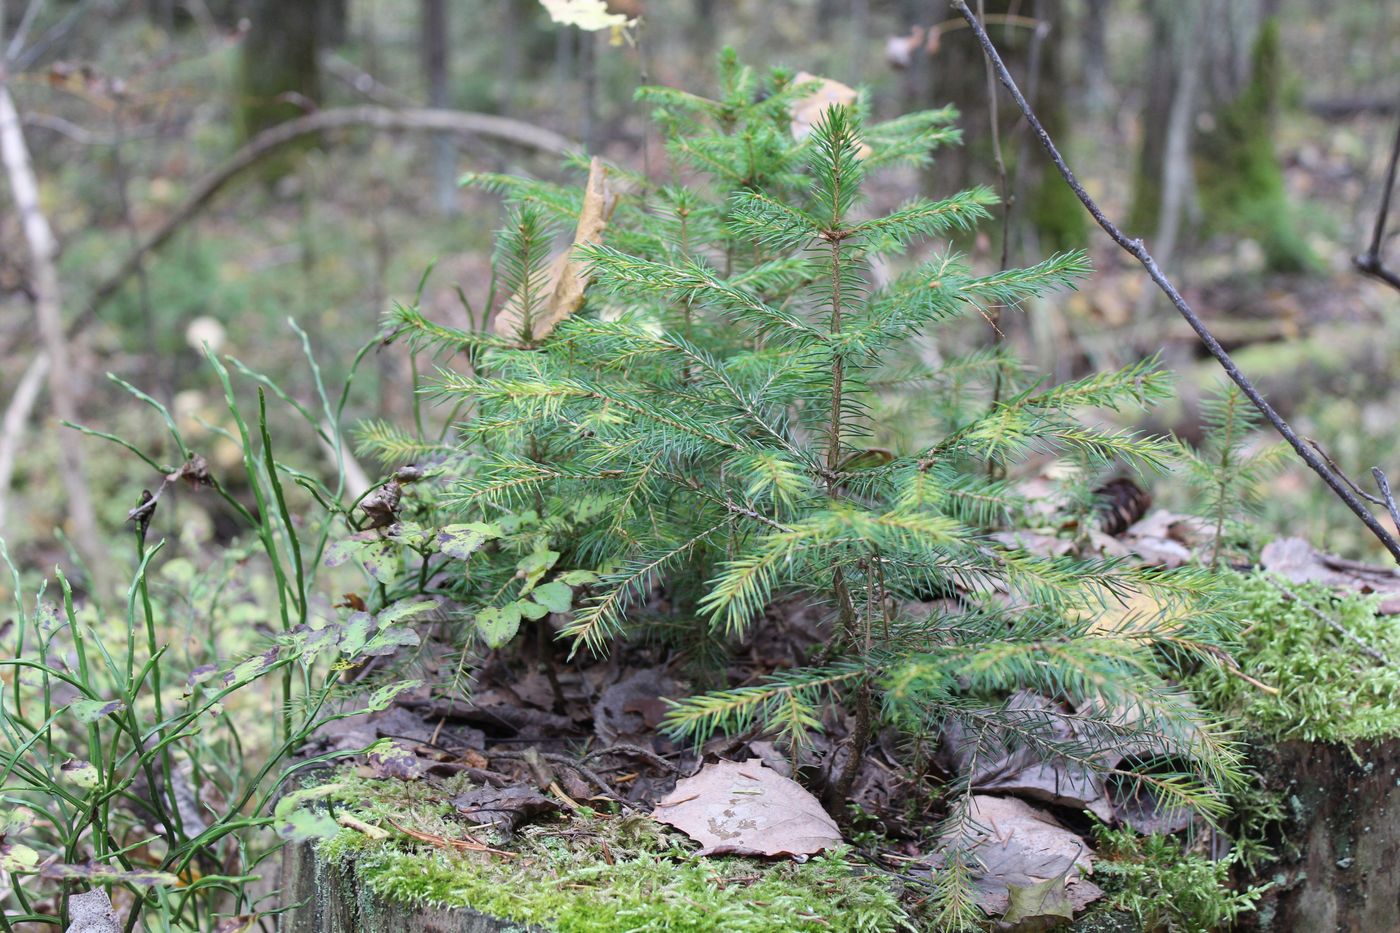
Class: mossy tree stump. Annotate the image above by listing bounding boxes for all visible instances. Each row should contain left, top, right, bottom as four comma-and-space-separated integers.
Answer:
1242, 738, 1400, 932
278, 840, 539, 933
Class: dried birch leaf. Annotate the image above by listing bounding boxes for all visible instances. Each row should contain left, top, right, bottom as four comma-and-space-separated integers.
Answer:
494, 156, 613, 343
652, 758, 842, 857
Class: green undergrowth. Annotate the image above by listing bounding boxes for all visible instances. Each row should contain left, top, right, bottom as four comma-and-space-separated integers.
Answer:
1090, 823, 1267, 933
314, 773, 911, 933
1191, 571, 1400, 742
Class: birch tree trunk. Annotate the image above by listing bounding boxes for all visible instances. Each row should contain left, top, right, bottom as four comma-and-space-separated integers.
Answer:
0, 85, 106, 591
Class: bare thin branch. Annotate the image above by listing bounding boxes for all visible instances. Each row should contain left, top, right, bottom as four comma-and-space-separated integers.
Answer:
21, 105, 576, 353
951, 0, 1400, 565
1355, 110, 1400, 292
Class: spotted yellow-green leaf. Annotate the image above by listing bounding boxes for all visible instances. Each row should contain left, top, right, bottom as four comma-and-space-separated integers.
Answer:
361, 626, 421, 657
60, 759, 100, 791
337, 611, 375, 657
436, 522, 501, 560
476, 603, 522, 648
366, 679, 423, 712
0, 842, 38, 874
70, 699, 125, 723
377, 598, 440, 626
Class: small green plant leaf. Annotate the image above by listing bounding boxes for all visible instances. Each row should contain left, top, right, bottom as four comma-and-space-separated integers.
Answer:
361, 626, 421, 657
558, 569, 600, 585
517, 546, 561, 595
518, 599, 550, 621
532, 580, 574, 614
476, 603, 523, 647
367, 680, 423, 712
338, 612, 375, 657
360, 538, 400, 582
273, 808, 342, 843
377, 598, 441, 626
0, 841, 38, 874
223, 647, 282, 688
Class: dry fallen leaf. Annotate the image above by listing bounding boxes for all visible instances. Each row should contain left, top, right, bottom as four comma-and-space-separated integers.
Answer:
789, 72, 873, 159
65, 889, 120, 933
1261, 536, 1400, 613
494, 156, 614, 343
652, 758, 842, 857
948, 795, 1102, 921
939, 692, 1113, 822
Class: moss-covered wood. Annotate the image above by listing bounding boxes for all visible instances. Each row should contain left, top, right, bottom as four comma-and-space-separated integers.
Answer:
279, 838, 539, 933
1240, 738, 1400, 932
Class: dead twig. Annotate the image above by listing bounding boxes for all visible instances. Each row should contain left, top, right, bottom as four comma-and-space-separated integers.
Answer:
1354, 109, 1400, 293
486, 749, 639, 813
387, 818, 516, 857
0, 105, 577, 359
951, 0, 1400, 566
580, 744, 677, 773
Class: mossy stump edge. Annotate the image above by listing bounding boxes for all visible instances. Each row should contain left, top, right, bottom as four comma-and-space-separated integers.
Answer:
278, 839, 540, 933
1240, 737, 1400, 932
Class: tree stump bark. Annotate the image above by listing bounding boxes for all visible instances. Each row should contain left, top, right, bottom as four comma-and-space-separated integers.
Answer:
1241, 738, 1400, 932
277, 841, 541, 933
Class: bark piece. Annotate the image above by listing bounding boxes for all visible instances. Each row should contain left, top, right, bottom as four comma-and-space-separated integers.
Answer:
652, 758, 842, 857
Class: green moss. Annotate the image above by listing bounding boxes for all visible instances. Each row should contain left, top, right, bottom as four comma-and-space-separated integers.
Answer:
1089, 823, 1267, 933
1190, 572, 1400, 742
314, 775, 911, 933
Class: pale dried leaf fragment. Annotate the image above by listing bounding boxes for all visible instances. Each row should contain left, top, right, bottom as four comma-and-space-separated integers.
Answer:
539, 0, 637, 32
494, 156, 613, 343
65, 889, 119, 933
652, 758, 842, 857
789, 72, 872, 159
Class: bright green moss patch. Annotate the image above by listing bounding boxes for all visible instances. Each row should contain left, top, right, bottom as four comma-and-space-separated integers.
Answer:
1191, 571, 1400, 742
315, 774, 911, 933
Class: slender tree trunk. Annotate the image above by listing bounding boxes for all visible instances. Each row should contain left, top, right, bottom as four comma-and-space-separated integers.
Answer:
0, 86, 107, 593
421, 0, 456, 215
1080, 0, 1111, 116
501, 0, 522, 116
